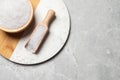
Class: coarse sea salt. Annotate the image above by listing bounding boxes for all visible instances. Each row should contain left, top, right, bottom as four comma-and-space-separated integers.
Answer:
0, 0, 32, 29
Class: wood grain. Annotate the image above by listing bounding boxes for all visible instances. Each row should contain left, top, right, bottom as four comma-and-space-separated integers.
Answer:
0, 0, 40, 59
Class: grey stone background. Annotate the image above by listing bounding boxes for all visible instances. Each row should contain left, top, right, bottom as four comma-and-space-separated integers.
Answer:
0, 0, 120, 80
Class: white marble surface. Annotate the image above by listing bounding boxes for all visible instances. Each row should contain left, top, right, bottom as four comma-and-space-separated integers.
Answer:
1, 0, 120, 80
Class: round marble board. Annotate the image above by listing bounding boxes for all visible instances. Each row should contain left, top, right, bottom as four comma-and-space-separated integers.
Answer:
0, 0, 70, 65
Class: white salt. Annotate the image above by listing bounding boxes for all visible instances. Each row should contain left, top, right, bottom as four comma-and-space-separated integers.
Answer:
25, 26, 47, 53
0, 0, 32, 29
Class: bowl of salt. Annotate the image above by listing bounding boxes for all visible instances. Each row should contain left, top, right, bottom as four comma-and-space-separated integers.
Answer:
0, 0, 33, 33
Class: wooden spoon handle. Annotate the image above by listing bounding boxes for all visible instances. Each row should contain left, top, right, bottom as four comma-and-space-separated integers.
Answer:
43, 10, 55, 26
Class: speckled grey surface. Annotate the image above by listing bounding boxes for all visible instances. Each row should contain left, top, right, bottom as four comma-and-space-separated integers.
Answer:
1, 0, 120, 80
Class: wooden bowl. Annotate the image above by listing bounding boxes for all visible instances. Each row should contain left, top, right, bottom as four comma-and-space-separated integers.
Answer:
0, 0, 33, 33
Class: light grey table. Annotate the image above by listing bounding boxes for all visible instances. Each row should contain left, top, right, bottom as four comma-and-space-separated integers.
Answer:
0, 0, 120, 80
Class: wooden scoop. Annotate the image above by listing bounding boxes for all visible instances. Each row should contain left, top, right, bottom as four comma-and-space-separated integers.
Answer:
25, 9, 55, 53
